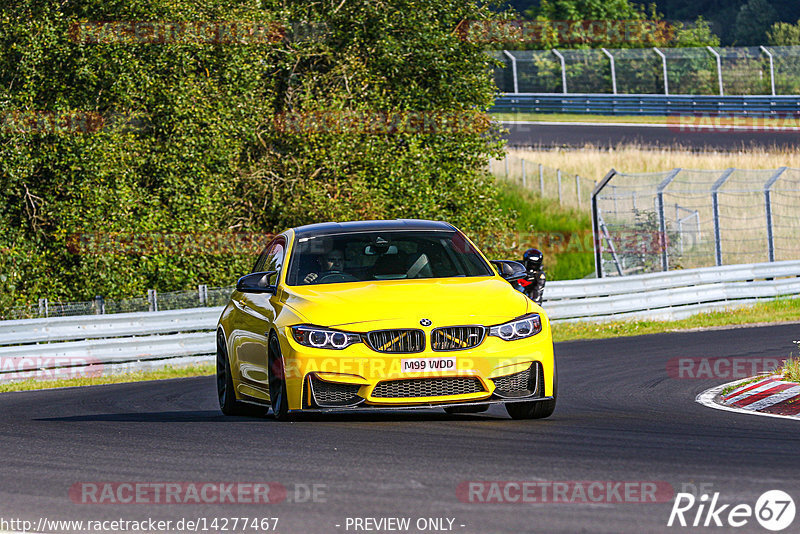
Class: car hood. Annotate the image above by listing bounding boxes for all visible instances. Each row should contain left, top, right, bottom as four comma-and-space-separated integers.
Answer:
280, 277, 532, 330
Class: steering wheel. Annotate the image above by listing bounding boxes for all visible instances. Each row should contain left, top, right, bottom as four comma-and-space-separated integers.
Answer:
316, 271, 359, 283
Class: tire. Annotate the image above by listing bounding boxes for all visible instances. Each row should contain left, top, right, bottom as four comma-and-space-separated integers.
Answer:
505, 361, 557, 420
268, 334, 291, 421
217, 331, 255, 416
444, 404, 489, 414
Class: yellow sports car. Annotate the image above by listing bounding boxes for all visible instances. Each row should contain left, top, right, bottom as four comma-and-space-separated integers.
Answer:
216, 220, 556, 420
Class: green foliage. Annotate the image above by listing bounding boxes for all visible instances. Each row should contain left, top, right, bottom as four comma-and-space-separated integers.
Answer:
0, 0, 511, 311
768, 19, 800, 46
734, 0, 779, 45
495, 180, 594, 281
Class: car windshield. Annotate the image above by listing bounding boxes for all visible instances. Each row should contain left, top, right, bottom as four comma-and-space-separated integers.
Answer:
285, 230, 494, 286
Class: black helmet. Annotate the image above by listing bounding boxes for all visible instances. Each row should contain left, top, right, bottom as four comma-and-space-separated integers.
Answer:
523, 248, 543, 271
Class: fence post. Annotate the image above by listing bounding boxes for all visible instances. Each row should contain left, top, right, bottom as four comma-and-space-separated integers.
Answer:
653, 47, 669, 95
707, 46, 724, 96
575, 175, 581, 206
591, 169, 618, 278
38, 298, 48, 318
552, 49, 567, 94
148, 289, 158, 312
504, 154, 509, 178
539, 164, 544, 195
557, 169, 562, 205
656, 169, 682, 272
502, 50, 519, 94
94, 295, 105, 315
521, 159, 527, 188
711, 168, 735, 266
601, 48, 617, 95
764, 167, 788, 262
760, 46, 776, 96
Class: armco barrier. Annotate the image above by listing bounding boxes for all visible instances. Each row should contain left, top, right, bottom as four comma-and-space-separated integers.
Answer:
1, 260, 798, 378
492, 94, 800, 117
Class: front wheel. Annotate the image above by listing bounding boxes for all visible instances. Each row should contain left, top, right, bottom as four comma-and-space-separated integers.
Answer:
505, 362, 557, 420
217, 331, 255, 416
268, 334, 291, 421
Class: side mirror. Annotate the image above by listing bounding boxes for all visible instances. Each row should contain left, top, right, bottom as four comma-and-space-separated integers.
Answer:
490, 260, 527, 283
236, 271, 277, 294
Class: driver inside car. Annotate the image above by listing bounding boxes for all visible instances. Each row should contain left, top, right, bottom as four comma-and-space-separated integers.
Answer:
303, 249, 345, 283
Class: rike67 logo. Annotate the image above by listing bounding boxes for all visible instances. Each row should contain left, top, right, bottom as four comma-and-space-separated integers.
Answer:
668, 490, 795, 531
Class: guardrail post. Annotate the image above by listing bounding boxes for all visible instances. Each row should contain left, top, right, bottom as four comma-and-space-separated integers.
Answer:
552, 49, 567, 94
148, 289, 158, 312
764, 167, 788, 262
707, 46, 724, 96
94, 295, 105, 315
656, 169, 682, 272
711, 168, 735, 266
591, 169, 618, 278
760, 46, 776, 96
502, 50, 519, 94
601, 48, 617, 95
38, 298, 48, 318
198, 284, 208, 306
557, 169, 562, 205
539, 164, 544, 195
521, 159, 527, 188
653, 47, 669, 95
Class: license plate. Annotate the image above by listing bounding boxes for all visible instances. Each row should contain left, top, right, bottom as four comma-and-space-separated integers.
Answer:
401, 356, 456, 373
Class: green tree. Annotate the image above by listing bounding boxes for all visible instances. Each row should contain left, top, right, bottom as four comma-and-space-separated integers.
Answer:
734, 0, 779, 45
768, 19, 800, 45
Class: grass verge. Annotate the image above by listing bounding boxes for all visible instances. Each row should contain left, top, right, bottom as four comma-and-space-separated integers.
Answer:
780, 354, 800, 383
551, 297, 800, 343
495, 179, 594, 281
0, 363, 214, 393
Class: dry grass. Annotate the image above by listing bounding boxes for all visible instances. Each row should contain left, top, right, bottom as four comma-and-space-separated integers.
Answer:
507, 146, 800, 182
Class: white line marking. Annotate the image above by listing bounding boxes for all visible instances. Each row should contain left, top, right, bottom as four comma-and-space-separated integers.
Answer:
696, 381, 800, 422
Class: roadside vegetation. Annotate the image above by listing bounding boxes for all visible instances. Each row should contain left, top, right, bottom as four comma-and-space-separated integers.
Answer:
508, 146, 800, 181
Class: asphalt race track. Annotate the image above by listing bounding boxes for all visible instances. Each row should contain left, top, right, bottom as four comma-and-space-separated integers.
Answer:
2, 324, 799, 534
503, 121, 800, 151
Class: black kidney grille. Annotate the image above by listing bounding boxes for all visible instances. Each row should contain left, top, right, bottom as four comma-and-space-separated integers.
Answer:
491, 363, 539, 398
366, 329, 425, 353
309, 375, 362, 407
371, 377, 485, 398
431, 326, 485, 351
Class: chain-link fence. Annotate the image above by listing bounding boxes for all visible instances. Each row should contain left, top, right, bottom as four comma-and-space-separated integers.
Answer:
3, 285, 235, 320
489, 153, 595, 210
495, 45, 800, 96
593, 167, 800, 277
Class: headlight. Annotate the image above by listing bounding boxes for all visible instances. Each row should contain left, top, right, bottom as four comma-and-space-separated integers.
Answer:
291, 325, 362, 350
489, 314, 542, 341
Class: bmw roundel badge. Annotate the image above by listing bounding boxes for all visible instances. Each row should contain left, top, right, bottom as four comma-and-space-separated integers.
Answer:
420, 318, 432, 326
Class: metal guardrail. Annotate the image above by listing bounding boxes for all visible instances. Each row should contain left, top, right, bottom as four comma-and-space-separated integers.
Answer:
492, 94, 800, 117
1, 260, 798, 379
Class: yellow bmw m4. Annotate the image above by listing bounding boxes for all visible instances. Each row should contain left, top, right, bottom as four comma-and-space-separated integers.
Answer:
216, 219, 556, 420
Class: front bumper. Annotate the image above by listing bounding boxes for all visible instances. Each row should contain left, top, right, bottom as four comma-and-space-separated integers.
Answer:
280, 327, 555, 411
